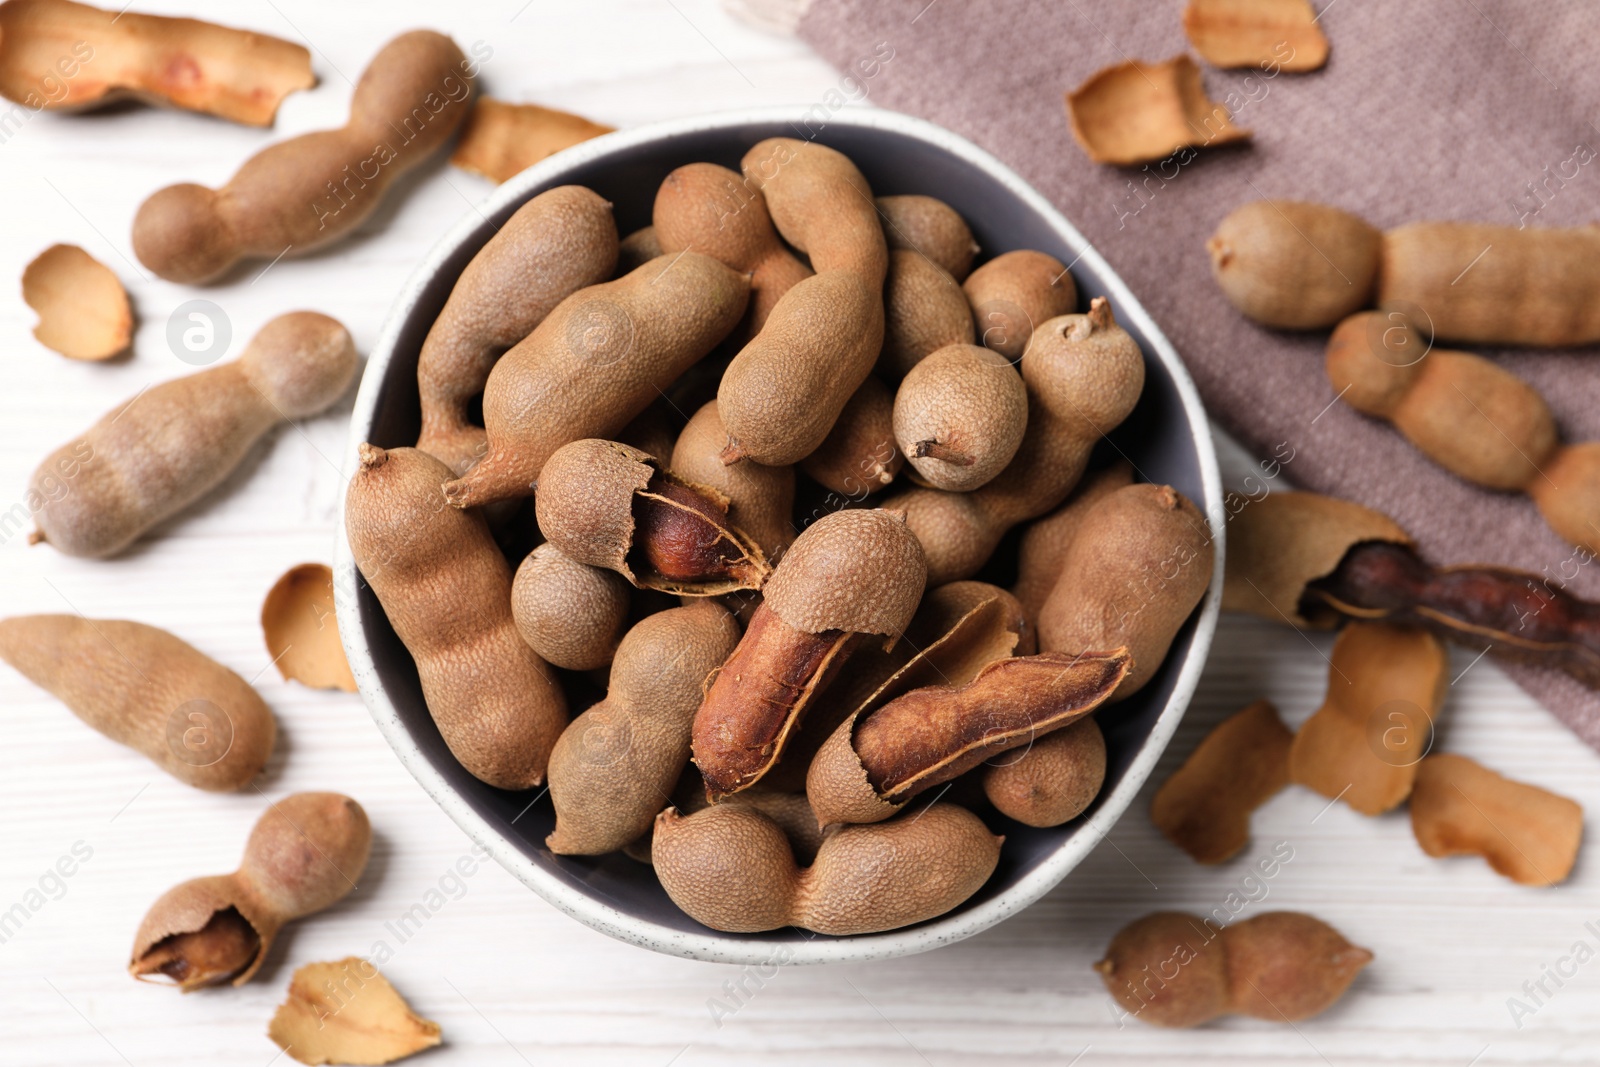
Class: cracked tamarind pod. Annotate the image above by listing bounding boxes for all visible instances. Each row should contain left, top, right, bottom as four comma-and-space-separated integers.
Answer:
887, 297, 1145, 585
652, 801, 1000, 935
442, 252, 748, 508
807, 631, 1129, 828
133, 31, 475, 283
416, 185, 619, 476
1223, 491, 1600, 689
533, 439, 770, 596
691, 509, 926, 800
130, 793, 371, 990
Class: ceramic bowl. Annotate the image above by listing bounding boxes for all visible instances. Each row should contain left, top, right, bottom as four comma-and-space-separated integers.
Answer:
335, 106, 1223, 965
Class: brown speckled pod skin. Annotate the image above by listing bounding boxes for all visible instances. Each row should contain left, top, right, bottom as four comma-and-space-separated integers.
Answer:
30, 312, 357, 558
672, 401, 796, 559
654, 162, 813, 337
652, 801, 1000, 935
130, 793, 371, 990
441, 252, 749, 508
546, 602, 740, 855
1381, 221, 1600, 347
889, 298, 1146, 585
963, 250, 1076, 360
879, 250, 975, 380
0, 616, 275, 792
133, 32, 474, 283
511, 543, 632, 671
894, 343, 1027, 492
877, 194, 979, 281
1013, 463, 1134, 622
345, 445, 567, 789
718, 139, 889, 467
1207, 200, 1380, 330
533, 438, 770, 595
1039, 483, 1214, 699
1096, 910, 1372, 1027
798, 375, 903, 497
1221, 492, 1411, 629
416, 186, 619, 475
692, 509, 927, 800
982, 715, 1106, 828
615, 226, 663, 275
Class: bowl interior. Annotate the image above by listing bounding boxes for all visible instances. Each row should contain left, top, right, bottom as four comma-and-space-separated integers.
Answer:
341, 111, 1220, 963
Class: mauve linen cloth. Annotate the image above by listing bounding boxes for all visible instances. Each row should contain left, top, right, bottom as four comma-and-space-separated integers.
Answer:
795, 0, 1600, 740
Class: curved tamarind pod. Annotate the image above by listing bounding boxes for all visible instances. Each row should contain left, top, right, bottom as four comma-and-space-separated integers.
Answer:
0, 0, 314, 126
1012, 463, 1134, 622
133, 31, 475, 283
982, 715, 1107, 828
740, 137, 888, 286
416, 186, 619, 475
29, 312, 357, 558
442, 252, 749, 507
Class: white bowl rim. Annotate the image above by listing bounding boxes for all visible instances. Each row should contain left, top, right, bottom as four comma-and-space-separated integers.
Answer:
334, 104, 1224, 966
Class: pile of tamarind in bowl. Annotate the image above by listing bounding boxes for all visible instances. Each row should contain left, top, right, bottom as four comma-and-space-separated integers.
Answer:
340, 119, 1220, 951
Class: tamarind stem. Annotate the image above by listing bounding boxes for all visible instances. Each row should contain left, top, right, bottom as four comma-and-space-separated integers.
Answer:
911, 440, 976, 466
1302, 541, 1600, 689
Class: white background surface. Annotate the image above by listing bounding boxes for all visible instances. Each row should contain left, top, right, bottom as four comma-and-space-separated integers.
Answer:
1, 2, 1597, 1064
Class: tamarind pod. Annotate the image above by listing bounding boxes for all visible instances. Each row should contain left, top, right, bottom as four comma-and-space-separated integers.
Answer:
416, 186, 619, 475
1304, 540, 1600, 689
1013, 463, 1134, 622
1381, 222, 1600, 347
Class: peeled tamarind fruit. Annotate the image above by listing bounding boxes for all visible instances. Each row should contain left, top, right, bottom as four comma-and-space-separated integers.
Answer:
671, 401, 796, 559
653, 161, 813, 337
1206, 200, 1381, 330
890, 297, 1146, 585
963, 250, 1076, 360
1039, 482, 1214, 699
546, 602, 740, 855
692, 509, 926, 800
442, 252, 749, 507
652, 801, 1000, 935
798, 375, 903, 497
416, 186, 619, 474
534, 439, 770, 595
29, 311, 357, 558
982, 715, 1107, 828
345, 445, 567, 789
1327, 311, 1600, 551
0, 615, 275, 792
133, 31, 475, 283
511, 543, 632, 671
1097, 911, 1372, 1027
877, 194, 979, 281
879, 249, 976, 379
894, 342, 1028, 492
130, 793, 371, 990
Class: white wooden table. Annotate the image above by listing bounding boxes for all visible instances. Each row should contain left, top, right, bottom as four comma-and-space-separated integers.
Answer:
1, 3, 1596, 1064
